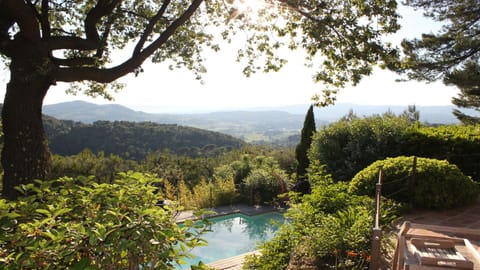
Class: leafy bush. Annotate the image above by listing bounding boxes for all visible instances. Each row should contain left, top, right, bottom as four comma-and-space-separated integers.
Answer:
215, 155, 290, 204
310, 113, 480, 182
243, 175, 401, 270
407, 125, 480, 181
349, 156, 479, 209
50, 150, 138, 183
188, 177, 237, 208
0, 172, 209, 269
309, 113, 413, 181
242, 169, 285, 205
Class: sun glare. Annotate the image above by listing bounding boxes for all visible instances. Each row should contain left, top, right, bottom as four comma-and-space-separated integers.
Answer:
236, 0, 267, 13
233, 0, 268, 22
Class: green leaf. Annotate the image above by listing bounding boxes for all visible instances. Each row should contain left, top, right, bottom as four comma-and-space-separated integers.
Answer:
69, 258, 92, 270
35, 209, 51, 217
54, 208, 72, 217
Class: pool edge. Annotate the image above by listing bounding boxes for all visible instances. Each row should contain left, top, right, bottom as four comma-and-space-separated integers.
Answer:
206, 250, 261, 270
175, 204, 286, 223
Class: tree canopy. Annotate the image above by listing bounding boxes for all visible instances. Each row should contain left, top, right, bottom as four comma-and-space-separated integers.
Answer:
392, 0, 480, 124
45, 118, 244, 160
0, 0, 399, 199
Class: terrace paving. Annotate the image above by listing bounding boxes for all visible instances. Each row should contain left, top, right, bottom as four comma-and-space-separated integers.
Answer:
390, 196, 480, 270
396, 196, 480, 230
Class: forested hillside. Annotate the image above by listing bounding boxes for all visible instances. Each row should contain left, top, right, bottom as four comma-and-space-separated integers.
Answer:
43, 115, 244, 160
43, 101, 466, 144
42, 101, 327, 144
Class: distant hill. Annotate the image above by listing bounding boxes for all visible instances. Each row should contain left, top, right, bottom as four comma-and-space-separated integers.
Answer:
43, 101, 152, 122
43, 115, 244, 160
249, 103, 459, 124
43, 101, 327, 144
43, 101, 461, 144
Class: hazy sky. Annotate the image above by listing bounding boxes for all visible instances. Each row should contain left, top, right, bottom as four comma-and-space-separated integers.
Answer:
0, 4, 458, 113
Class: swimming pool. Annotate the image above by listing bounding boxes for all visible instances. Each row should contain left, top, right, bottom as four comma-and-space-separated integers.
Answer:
176, 212, 284, 269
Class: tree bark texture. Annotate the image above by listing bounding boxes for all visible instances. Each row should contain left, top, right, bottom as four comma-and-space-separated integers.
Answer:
1, 39, 53, 200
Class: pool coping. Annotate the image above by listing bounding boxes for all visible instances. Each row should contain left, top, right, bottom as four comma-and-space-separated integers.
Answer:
206, 250, 261, 270
174, 204, 285, 223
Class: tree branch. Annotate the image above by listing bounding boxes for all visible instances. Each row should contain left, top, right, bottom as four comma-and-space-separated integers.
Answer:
0, 0, 41, 44
0, 1, 15, 56
95, 15, 115, 58
53, 57, 97, 67
133, 0, 171, 57
40, 0, 51, 38
85, 0, 123, 45
283, 2, 354, 50
56, 0, 204, 83
47, 36, 102, 50
47, 1, 123, 52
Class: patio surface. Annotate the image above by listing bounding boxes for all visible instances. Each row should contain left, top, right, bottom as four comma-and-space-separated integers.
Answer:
396, 196, 480, 229
206, 251, 260, 270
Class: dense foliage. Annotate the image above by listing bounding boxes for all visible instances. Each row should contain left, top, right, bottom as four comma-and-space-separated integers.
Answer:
171, 176, 237, 209
295, 105, 316, 179
243, 165, 401, 269
45, 119, 244, 161
50, 150, 138, 184
391, 0, 480, 124
309, 113, 414, 181
349, 156, 479, 209
0, 173, 211, 269
406, 125, 480, 181
215, 155, 290, 205
47, 145, 295, 210
310, 113, 480, 182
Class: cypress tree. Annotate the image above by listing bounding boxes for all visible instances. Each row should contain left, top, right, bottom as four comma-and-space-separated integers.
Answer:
295, 105, 316, 180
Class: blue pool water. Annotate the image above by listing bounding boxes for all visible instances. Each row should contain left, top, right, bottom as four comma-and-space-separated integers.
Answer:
176, 212, 284, 269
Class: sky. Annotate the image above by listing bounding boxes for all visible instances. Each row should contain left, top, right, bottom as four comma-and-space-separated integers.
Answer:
0, 4, 459, 113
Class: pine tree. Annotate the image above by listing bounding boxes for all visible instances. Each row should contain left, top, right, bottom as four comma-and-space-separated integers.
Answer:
402, 105, 420, 124
449, 63, 480, 124
392, 0, 480, 123
295, 105, 316, 180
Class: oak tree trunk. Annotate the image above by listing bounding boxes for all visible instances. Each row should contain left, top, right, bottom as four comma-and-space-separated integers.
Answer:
1, 39, 54, 200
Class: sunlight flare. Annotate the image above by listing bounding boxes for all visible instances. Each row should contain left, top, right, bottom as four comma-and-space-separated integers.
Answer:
227, 0, 269, 23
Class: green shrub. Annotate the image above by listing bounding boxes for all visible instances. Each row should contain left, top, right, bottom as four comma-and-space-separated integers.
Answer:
189, 176, 237, 208
243, 178, 402, 270
309, 114, 480, 183
242, 225, 295, 270
308, 113, 413, 181
409, 125, 480, 181
0, 172, 210, 269
349, 156, 479, 209
215, 155, 290, 205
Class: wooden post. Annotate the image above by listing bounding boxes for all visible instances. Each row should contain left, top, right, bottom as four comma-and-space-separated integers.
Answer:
370, 228, 383, 270
370, 166, 383, 270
